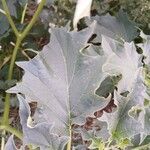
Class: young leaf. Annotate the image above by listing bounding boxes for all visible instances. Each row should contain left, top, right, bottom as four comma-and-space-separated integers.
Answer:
8, 26, 110, 138
18, 94, 69, 150
80, 122, 109, 150
73, 0, 93, 28
81, 121, 109, 143
102, 35, 142, 93
117, 138, 132, 149
88, 137, 105, 150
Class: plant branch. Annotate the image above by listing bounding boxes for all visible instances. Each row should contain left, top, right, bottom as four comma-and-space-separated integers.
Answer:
21, 3, 28, 24
1, 0, 20, 37
0, 0, 46, 147
0, 125, 23, 139
1, 130, 6, 150
1, 0, 46, 127
2, 38, 22, 126
132, 143, 150, 150
21, 0, 46, 39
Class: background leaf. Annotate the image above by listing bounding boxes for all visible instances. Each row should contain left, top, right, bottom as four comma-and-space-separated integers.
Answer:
86, 10, 139, 42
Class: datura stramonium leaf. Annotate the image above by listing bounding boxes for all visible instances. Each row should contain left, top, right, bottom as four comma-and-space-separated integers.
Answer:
86, 10, 139, 42
7, 25, 110, 147
99, 72, 147, 143
137, 31, 150, 66
101, 35, 142, 93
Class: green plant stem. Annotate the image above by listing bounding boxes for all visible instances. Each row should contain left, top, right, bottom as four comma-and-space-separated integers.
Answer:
1, 130, 6, 150
106, 139, 112, 148
0, 0, 46, 147
132, 143, 150, 150
1, 0, 46, 127
67, 141, 71, 150
66, 97, 72, 149
21, 0, 46, 40
0, 125, 23, 139
1, 0, 20, 37
0, 38, 23, 148
21, 3, 28, 24
66, 125, 72, 150
2, 38, 22, 126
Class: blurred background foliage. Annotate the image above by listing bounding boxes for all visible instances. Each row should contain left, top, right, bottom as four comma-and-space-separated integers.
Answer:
0, 0, 150, 112
93, 0, 150, 31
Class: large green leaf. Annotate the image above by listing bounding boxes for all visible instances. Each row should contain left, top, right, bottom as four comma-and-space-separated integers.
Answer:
8, 26, 110, 141
99, 72, 145, 143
